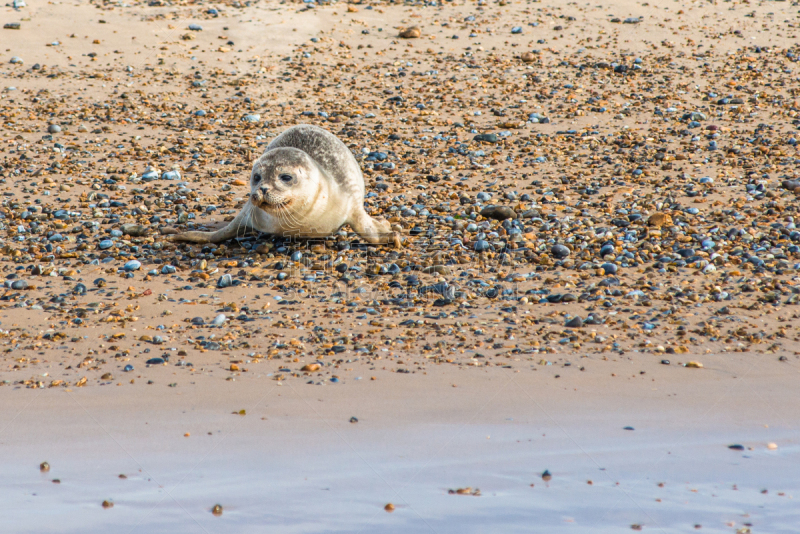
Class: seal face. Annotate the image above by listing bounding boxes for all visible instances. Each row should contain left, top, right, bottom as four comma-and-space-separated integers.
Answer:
171, 124, 399, 246
249, 148, 313, 212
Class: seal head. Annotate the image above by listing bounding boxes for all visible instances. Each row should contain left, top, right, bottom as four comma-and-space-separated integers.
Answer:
249, 147, 319, 212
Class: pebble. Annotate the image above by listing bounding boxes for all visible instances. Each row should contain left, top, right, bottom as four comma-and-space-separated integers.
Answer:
551, 245, 570, 260
399, 26, 420, 38
474, 240, 492, 252
123, 260, 141, 272
217, 274, 233, 288
480, 206, 516, 221
565, 317, 583, 328
122, 224, 147, 237
473, 133, 498, 143
600, 263, 618, 275
211, 314, 227, 326
47, 124, 61, 134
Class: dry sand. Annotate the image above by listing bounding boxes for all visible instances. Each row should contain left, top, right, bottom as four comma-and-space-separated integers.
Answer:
2, 0, 800, 531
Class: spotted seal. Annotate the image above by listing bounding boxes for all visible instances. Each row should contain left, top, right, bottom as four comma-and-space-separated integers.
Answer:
172, 124, 399, 246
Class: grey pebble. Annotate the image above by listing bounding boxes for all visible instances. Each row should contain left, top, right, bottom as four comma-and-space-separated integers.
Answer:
551, 244, 570, 260
565, 317, 583, 328
123, 260, 141, 272
601, 263, 618, 275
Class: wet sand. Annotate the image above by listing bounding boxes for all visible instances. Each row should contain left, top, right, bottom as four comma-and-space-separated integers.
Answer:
3, 353, 799, 532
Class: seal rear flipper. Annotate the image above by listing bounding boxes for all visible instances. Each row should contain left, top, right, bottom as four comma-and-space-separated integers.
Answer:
349, 210, 401, 248
170, 207, 254, 244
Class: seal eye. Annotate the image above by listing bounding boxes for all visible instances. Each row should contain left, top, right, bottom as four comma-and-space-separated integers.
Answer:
252, 173, 262, 184
279, 174, 294, 184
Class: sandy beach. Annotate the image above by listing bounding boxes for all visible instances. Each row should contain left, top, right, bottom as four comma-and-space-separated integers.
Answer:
2, 0, 800, 530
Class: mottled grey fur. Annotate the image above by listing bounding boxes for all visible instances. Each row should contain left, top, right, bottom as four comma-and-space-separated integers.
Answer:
264, 124, 365, 197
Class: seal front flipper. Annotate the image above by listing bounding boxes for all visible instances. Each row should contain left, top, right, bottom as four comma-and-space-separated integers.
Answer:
171, 205, 254, 244
349, 209, 401, 248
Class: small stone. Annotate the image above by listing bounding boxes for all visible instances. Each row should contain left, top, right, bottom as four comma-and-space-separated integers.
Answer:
541, 470, 552, 482
102, 500, 113, 509
212, 314, 227, 326
728, 444, 745, 451
188, 23, 203, 31
399, 26, 420, 38
601, 263, 618, 275
422, 265, 451, 276
685, 361, 703, 368
474, 240, 492, 252
349, 416, 358, 423
565, 317, 583, 328
781, 180, 800, 192
599, 244, 615, 257
473, 133, 498, 143
161, 170, 181, 181
384, 503, 395, 512
10, 56, 23, 64
40, 461, 50, 472
217, 274, 233, 288
212, 504, 223, 516
480, 206, 516, 221
647, 213, 673, 227
98, 240, 114, 250
551, 244, 570, 260
10, 280, 29, 290
121, 224, 147, 237
123, 260, 141, 272
47, 124, 61, 134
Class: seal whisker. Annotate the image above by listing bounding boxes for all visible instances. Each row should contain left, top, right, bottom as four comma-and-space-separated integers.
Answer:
277, 201, 302, 229
235, 201, 252, 238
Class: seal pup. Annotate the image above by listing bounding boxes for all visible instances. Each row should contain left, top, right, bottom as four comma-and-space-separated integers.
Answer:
172, 124, 399, 246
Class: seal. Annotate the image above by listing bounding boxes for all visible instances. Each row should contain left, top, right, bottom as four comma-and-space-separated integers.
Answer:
172, 124, 399, 246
